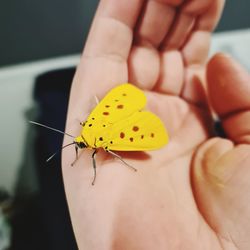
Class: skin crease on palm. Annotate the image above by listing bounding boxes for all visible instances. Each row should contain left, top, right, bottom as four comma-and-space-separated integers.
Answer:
62, 0, 250, 249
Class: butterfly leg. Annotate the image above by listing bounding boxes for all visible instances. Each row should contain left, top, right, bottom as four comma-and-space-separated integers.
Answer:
94, 95, 99, 105
106, 150, 137, 172
71, 145, 79, 166
91, 149, 98, 185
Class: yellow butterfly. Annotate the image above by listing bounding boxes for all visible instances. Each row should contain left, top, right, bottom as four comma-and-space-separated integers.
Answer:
30, 83, 169, 185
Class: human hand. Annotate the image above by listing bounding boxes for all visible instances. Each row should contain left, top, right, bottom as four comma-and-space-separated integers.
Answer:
62, 1, 250, 249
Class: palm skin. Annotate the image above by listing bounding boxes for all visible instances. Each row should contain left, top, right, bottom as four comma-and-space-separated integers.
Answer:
62, 0, 250, 249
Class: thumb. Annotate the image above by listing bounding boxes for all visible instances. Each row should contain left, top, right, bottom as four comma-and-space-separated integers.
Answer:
207, 53, 250, 144
191, 54, 250, 249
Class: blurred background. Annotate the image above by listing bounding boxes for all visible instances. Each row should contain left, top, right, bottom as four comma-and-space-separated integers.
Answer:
0, 0, 250, 67
0, 0, 249, 249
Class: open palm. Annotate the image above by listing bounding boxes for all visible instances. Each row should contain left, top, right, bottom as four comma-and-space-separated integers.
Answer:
62, 0, 250, 249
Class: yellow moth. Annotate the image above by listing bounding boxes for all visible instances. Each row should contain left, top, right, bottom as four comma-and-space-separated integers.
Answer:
30, 83, 169, 185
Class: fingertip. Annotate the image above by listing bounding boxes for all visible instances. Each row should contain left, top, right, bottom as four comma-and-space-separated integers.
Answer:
207, 52, 246, 78
207, 52, 232, 73
207, 53, 250, 117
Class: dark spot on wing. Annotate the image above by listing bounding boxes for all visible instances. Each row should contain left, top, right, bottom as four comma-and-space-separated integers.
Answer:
133, 126, 139, 132
117, 104, 124, 109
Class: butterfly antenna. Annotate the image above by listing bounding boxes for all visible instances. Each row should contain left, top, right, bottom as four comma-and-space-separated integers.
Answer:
46, 142, 76, 162
29, 121, 75, 138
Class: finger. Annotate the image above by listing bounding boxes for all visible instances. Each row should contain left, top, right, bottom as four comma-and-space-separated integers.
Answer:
70, 0, 145, 99
182, 0, 225, 65
128, 1, 176, 90
157, 0, 224, 96
158, 10, 195, 93
128, 0, 192, 91
135, 1, 176, 47
161, 12, 195, 50
161, 0, 218, 51
84, 0, 144, 59
207, 53, 250, 144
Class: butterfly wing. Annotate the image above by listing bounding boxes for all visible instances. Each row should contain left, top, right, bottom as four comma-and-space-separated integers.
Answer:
88, 83, 146, 123
105, 111, 169, 151
81, 83, 147, 147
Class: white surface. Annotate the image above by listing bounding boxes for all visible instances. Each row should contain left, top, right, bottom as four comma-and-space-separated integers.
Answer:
211, 29, 250, 71
0, 29, 249, 195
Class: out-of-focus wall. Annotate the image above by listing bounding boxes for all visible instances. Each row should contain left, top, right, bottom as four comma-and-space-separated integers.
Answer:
0, 0, 98, 67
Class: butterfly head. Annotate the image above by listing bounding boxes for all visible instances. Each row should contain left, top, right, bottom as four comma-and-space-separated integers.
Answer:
74, 136, 87, 149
